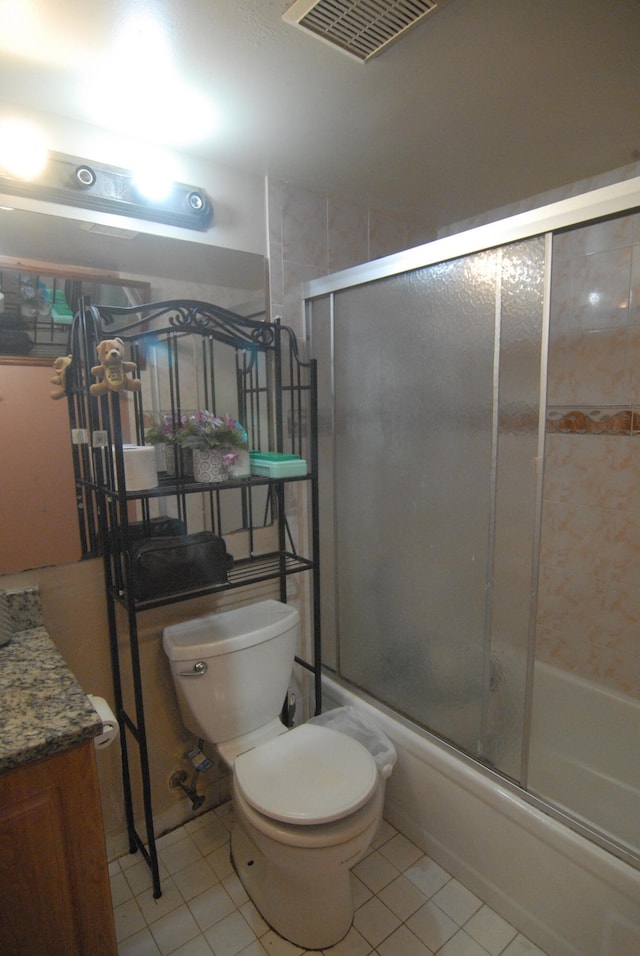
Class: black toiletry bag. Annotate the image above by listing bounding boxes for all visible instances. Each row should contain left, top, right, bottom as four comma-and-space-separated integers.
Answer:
130, 531, 234, 600
128, 516, 187, 542
106, 516, 186, 556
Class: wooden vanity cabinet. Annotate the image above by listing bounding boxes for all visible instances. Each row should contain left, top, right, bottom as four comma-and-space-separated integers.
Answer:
0, 740, 117, 956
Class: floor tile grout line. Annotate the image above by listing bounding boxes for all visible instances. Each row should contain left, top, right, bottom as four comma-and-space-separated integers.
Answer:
112, 806, 547, 956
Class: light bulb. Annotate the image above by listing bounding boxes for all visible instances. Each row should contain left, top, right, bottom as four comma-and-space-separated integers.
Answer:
0, 119, 48, 179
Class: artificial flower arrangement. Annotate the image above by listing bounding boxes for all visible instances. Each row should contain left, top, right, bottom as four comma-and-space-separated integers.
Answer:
182, 411, 248, 448
146, 411, 249, 476
145, 412, 191, 446
147, 411, 247, 446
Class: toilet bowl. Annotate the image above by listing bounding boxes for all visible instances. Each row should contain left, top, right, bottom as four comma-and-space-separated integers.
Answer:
232, 769, 384, 948
162, 600, 393, 949
230, 722, 384, 948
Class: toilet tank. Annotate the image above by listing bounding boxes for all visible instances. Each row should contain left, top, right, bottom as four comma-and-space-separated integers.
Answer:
162, 600, 299, 744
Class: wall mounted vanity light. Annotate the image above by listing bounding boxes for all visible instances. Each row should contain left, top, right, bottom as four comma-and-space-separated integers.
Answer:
0, 149, 213, 231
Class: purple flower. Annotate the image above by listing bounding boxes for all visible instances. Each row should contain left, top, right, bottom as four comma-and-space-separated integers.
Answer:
182, 410, 249, 450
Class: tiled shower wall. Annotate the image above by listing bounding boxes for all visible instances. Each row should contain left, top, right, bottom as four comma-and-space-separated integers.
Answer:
265, 179, 430, 713
267, 180, 430, 339
537, 212, 640, 697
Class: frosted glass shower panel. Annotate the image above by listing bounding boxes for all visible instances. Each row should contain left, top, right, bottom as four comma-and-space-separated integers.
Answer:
309, 294, 338, 670
488, 238, 546, 779
332, 255, 498, 752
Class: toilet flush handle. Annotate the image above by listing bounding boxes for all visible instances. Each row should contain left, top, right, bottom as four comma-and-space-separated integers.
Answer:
178, 661, 208, 677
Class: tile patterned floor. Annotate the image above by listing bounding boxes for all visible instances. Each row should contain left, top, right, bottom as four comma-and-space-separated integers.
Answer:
110, 804, 549, 956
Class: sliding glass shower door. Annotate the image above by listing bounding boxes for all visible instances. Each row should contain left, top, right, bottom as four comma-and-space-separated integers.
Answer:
310, 238, 546, 781
309, 181, 640, 864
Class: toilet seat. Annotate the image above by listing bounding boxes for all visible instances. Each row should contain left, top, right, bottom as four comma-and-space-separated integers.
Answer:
232, 774, 383, 849
234, 723, 378, 825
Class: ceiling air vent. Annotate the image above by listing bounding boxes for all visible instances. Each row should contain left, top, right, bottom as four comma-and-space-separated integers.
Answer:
283, 0, 446, 62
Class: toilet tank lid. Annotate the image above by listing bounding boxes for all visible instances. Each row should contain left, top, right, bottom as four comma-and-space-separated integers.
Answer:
234, 723, 378, 825
162, 600, 299, 661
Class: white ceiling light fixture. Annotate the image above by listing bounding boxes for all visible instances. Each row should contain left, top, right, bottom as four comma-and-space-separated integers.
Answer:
283, 0, 449, 61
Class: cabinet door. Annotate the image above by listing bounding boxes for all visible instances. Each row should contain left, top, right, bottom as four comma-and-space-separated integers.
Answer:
0, 362, 81, 573
0, 742, 116, 956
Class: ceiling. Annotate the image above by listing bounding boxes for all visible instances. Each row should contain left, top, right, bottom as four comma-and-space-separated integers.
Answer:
1, 0, 640, 241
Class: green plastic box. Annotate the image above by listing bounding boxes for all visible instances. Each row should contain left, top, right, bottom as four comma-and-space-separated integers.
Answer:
249, 451, 308, 477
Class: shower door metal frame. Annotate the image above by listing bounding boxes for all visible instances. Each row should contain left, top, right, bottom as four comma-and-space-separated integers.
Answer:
305, 177, 640, 300
304, 174, 640, 871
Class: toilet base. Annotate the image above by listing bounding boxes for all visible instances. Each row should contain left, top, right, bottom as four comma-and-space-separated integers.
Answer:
230, 782, 384, 950
231, 823, 354, 949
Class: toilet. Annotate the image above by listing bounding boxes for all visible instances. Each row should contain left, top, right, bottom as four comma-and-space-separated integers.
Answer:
162, 599, 392, 950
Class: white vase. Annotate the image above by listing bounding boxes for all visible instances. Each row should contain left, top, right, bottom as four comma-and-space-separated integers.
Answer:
228, 448, 251, 478
193, 448, 228, 482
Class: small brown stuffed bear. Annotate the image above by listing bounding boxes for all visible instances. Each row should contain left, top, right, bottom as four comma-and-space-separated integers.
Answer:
90, 338, 141, 396
50, 354, 73, 400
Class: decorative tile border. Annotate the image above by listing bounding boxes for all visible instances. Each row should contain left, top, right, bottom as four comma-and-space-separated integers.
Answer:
546, 406, 640, 435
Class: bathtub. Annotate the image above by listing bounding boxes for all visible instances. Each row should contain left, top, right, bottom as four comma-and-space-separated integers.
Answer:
528, 661, 640, 855
323, 672, 640, 956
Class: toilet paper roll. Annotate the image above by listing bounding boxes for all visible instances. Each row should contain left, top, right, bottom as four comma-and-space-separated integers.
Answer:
87, 694, 120, 750
113, 445, 158, 491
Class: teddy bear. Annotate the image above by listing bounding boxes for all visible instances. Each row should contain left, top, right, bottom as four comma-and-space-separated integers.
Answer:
90, 338, 141, 396
50, 354, 73, 400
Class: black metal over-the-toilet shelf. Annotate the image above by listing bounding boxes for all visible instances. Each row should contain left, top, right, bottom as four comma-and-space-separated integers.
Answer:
64, 297, 321, 898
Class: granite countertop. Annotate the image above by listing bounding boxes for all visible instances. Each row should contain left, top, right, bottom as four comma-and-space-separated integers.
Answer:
0, 587, 102, 774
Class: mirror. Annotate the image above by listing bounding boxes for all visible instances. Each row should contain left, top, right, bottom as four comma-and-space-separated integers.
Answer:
0, 257, 151, 575
0, 206, 266, 575
0, 259, 150, 360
